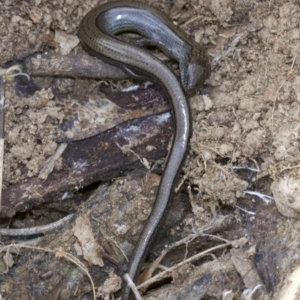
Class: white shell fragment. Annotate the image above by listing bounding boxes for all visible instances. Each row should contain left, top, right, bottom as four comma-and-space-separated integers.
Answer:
271, 172, 300, 218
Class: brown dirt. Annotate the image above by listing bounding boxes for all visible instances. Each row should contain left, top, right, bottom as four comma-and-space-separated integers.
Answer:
0, 0, 300, 299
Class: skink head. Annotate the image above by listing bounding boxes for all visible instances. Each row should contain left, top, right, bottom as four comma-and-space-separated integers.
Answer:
180, 47, 211, 94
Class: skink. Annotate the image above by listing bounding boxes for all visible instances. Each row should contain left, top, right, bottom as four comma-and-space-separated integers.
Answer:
78, 1, 210, 299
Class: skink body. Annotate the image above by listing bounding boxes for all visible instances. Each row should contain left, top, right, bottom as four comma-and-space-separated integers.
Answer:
79, 1, 210, 94
78, 1, 210, 299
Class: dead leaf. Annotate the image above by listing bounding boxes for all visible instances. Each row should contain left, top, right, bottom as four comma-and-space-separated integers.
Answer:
3, 249, 14, 273
72, 215, 104, 267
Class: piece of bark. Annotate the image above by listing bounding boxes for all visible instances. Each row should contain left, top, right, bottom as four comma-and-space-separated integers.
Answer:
25, 54, 128, 80
57, 86, 170, 141
0, 112, 174, 218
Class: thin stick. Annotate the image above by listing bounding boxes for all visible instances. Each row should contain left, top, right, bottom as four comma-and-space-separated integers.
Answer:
123, 273, 143, 300
39, 143, 68, 180
0, 76, 5, 210
0, 214, 74, 236
137, 242, 231, 290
